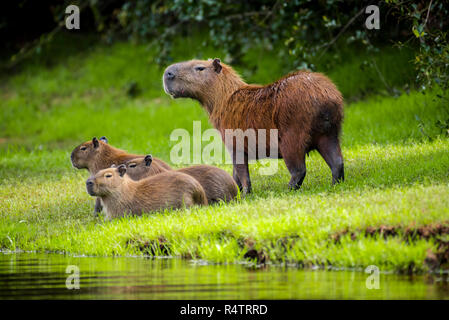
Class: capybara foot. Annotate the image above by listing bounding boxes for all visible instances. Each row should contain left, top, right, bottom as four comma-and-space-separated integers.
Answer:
241, 185, 252, 195
332, 163, 344, 184
288, 173, 306, 190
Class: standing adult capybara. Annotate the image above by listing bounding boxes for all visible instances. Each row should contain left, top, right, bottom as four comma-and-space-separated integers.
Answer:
124, 154, 239, 204
163, 59, 344, 194
86, 165, 207, 220
71, 136, 172, 214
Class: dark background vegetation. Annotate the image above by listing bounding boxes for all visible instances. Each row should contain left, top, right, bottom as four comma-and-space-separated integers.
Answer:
2, 0, 448, 135
1, 0, 448, 88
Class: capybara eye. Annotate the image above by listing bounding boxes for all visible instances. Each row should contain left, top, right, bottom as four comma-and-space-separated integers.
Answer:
105, 173, 112, 178
128, 163, 137, 168
80, 146, 87, 151
194, 66, 205, 71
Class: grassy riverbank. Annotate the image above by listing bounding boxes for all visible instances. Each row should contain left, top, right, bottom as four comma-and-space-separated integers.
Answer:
1, 35, 448, 272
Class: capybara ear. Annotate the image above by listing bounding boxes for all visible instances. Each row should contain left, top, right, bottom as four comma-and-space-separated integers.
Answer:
144, 154, 153, 167
212, 58, 222, 74
100, 136, 108, 144
92, 137, 99, 148
117, 164, 127, 177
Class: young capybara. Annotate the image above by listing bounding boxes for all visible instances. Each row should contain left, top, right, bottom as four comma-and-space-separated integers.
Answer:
71, 136, 172, 214
85, 165, 208, 220
124, 154, 239, 204
163, 59, 344, 194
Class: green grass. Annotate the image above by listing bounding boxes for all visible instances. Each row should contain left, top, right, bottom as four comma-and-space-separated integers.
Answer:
1, 35, 448, 273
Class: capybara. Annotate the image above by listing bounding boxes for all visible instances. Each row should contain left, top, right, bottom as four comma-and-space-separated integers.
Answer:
71, 136, 172, 214
163, 59, 344, 194
85, 165, 208, 220
125, 154, 239, 204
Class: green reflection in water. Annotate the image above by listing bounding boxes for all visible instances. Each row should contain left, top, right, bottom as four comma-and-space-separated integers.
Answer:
0, 253, 448, 300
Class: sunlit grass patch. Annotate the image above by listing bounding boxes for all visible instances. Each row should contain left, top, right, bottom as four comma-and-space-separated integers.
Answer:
1, 138, 448, 271
0, 37, 448, 272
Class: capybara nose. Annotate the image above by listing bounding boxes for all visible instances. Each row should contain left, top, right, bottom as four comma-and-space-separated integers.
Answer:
86, 178, 96, 196
164, 66, 177, 81
165, 71, 175, 80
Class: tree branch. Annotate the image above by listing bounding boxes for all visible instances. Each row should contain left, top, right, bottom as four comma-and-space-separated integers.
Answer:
317, 7, 365, 60
423, 0, 433, 29
224, 11, 267, 21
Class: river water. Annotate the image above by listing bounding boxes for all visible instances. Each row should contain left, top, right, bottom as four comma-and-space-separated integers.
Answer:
0, 252, 448, 299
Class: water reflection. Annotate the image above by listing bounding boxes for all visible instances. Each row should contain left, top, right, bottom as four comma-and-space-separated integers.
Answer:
0, 253, 448, 299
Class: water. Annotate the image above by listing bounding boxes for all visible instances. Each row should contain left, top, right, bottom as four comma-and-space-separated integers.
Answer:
0, 252, 448, 299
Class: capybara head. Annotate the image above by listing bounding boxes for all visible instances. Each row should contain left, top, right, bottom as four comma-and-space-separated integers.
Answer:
71, 136, 108, 169
86, 164, 126, 197
125, 155, 153, 180
163, 58, 225, 99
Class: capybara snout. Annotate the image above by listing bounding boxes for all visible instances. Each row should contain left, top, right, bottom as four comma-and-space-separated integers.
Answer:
86, 178, 95, 196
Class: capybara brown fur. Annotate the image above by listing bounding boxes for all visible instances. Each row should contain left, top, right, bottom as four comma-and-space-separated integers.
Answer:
71, 136, 171, 174
71, 136, 172, 214
125, 155, 239, 204
163, 59, 344, 194
86, 165, 207, 220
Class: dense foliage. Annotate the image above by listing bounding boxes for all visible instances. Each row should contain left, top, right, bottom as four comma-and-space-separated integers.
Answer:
2, 1, 448, 91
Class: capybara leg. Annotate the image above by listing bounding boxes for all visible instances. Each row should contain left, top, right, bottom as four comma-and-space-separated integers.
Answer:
233, 163, 252, 194
316, 135, 344, 184
283, 153, 306, 190
233, 166, 243, 191
280, 132, 307, 190
94, 197, 103, 216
